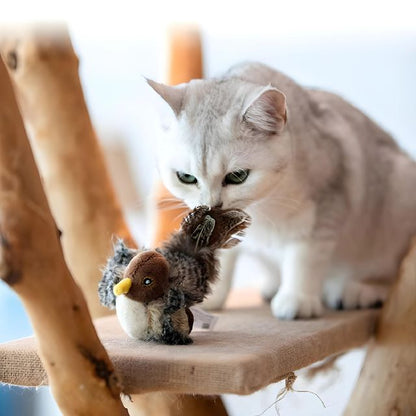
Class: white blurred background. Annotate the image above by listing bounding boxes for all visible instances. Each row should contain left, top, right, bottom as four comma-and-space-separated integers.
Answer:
0, 1, 415, 415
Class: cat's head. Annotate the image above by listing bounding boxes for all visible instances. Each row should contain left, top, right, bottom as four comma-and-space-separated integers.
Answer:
148, 77, 291, 211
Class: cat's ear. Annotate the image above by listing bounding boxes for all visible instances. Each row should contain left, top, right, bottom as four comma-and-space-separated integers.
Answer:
242, 86, 287, 135
146, 79, 186, 117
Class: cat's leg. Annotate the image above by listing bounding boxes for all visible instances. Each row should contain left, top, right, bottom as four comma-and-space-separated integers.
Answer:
271, 240, 334, 319
258, 254, 281, 302
201, 248, 239, 310
261, 273, 281, 302
324, 274, 390, 310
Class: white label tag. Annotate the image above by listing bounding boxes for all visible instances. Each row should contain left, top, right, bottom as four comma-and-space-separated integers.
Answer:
190, 307, 218, 331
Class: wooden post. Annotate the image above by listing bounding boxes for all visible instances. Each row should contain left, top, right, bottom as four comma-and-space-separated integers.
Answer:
0, 54, 127, 416
167, 25, 203, 85
1, 25, 134, 318
344, 238, 416, 415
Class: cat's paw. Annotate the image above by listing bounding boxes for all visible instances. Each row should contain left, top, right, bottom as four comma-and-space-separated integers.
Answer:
324, 278, 389, 310
271, 290, 323, 319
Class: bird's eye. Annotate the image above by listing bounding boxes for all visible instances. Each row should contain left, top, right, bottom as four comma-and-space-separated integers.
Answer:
143, 277, 153, 286
224, 169, 250, 185
177, 171, 198, 185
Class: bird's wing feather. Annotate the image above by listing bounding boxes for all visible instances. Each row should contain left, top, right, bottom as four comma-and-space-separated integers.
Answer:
98, 239, 139, 309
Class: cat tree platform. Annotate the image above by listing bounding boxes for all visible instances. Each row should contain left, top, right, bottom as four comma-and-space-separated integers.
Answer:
0, 292, 379, 395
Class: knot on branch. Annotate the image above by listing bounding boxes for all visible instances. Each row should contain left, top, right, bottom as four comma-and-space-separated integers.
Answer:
6, 50, 18, 71
0, 232, 22, 285
78, 345, 123, 396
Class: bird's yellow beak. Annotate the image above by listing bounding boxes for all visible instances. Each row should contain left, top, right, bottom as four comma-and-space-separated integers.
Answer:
113, 277, 132, 296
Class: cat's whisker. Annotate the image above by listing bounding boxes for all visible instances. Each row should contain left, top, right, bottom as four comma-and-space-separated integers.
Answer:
156, 198, 189, 210
157, 202, 187, 209
250, 194, 300, 224
129, 193, 158, 210
231, 197, 256, 207
158, 197, 184, 203
254, 188, 301, 212
268, 197, 301, 210
157, 200, 187, 208
251, 206, 277, 230
270, 195, 300, 204
158, 205, 189, 214
171, 210, 190, 224
130, 193, 172, 211
255, 175, 302, 211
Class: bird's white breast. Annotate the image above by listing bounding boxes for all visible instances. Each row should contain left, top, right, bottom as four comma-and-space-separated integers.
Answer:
116, 295, 147, 339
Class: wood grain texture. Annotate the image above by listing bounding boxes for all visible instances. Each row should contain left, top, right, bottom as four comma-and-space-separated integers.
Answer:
0, 53, 127, 415
344, 238, 416, 416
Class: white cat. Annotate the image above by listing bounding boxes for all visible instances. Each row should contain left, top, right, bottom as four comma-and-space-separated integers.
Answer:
148, 62, 416, 319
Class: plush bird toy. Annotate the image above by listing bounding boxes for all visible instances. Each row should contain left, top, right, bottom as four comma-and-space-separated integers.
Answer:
98, 206, 251, 345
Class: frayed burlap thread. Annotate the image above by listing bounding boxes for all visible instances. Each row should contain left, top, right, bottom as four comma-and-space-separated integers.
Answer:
256, 372, 326, 416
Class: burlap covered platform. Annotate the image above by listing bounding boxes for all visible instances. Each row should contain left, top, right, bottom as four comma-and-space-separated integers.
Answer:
0, 298, 379, 395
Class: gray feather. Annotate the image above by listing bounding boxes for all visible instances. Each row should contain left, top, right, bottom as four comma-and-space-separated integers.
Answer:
98, 239, 138, 309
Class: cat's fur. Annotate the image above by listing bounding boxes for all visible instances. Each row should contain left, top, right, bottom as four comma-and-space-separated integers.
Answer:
148, 62, 416, 319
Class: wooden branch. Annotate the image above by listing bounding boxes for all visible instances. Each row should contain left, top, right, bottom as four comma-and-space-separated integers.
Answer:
344, 238, 416, 415
123, 393, 227, 416
0, 55, 127, 415
1, 25, 133, 318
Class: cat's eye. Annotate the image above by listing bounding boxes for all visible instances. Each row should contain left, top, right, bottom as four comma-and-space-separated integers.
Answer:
176, 171, 198, 185
224, 169, 250, 185
143, 277, 153, 286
